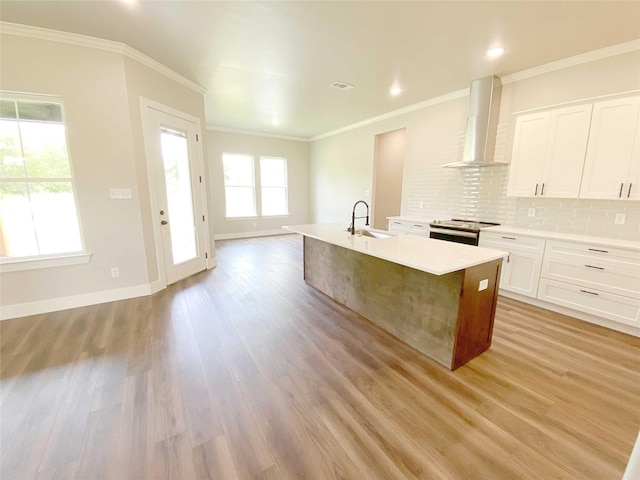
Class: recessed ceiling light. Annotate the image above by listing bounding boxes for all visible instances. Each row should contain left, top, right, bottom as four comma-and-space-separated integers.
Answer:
487, 47, 505, 58
390, 86, 402, 96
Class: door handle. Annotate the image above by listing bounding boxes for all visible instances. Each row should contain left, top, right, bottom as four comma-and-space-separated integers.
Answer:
161, 220, 168, 225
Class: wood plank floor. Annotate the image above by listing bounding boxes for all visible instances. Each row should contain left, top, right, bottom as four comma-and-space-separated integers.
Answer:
1, 233, 639, 479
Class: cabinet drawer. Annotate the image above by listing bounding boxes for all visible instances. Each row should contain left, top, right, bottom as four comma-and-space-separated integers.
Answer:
388, 220, 408, 232
545, 240, 640, 266
538, 278, 640, 327
541, 256, 640, 299
479, 232, 545, 254
408, 223, 430, 237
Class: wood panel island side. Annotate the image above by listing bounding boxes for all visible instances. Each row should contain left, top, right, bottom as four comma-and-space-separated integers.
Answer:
284, 224, 508, 370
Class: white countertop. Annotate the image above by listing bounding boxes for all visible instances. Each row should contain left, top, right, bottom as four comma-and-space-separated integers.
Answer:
482, 225, 640, 251
284, 223, 508, 276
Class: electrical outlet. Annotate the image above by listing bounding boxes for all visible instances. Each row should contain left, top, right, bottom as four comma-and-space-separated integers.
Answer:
615, 213, 626, 225
528, 208, 535, 217
110, 267, 120, 278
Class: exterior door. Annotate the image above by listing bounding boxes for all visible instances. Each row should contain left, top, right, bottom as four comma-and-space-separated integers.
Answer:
144, 104, 208, 285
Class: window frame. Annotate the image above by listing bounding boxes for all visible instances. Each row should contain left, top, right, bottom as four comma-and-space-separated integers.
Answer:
221, 152, 257, 219
259, 156, 289, 217
0, 91, 89, 271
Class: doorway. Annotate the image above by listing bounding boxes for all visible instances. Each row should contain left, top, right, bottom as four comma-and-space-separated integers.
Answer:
372, 128, 406, 229
141, 99, 208, 285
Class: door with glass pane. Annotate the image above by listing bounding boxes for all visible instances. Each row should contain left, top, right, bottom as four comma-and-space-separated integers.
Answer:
145, 107, 207, 285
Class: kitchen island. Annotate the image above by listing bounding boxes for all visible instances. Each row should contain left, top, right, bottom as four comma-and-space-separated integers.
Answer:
284, 224, 508, 370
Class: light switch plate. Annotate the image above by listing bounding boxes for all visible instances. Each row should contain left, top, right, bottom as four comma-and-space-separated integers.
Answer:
615, 213, 626, 225
110, 188, 132, 199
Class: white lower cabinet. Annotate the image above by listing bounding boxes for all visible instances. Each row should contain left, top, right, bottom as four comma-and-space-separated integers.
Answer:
479, 232, 545, 298
538, 278, 640, 327
388, 220, 408, 233
538, 239, 640, 328
387, 218, 430, 237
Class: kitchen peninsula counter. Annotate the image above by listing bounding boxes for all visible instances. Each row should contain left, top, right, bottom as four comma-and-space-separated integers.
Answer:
284, 224, 508, 370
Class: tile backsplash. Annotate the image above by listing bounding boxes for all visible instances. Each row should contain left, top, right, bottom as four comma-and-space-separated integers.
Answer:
403, 124, 639, 241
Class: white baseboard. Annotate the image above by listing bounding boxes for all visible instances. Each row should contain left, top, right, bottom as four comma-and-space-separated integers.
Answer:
214, 229, 292, 241
499, 290, 640, 338
1, 281, 165, 321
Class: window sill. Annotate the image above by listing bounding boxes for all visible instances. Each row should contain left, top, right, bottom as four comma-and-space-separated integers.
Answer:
0, 252, 92, 273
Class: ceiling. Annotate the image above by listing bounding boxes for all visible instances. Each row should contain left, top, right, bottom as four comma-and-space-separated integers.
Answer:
1, 1, 639, 139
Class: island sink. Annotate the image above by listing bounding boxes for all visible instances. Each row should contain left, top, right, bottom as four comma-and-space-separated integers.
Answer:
284, 224, 507, 370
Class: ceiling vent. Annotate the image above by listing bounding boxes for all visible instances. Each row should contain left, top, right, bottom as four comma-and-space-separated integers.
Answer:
331, 81, 354, 90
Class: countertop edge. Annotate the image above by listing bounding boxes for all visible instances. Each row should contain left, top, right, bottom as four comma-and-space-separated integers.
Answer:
284, 225, 507, 276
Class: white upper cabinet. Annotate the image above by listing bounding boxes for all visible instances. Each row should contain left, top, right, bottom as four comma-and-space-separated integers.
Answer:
507, 112, 549, 197
508, 104, 592, 198
579, 96, 640, 200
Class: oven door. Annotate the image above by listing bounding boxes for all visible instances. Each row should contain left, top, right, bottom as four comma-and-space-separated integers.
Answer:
429, 227, 479, 246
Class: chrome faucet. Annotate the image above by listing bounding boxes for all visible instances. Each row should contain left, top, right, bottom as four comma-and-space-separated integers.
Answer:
348, 200, 369, 235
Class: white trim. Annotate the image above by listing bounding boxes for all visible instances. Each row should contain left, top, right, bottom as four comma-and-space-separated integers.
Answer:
310, 89, 469, 141
498, 290, 640, 338
0, 281, 163, 321
0, 21, 206, 95
0, 252, 91, 273
501, 40, 640, 85
214, 229, 293, 241
510, 90, 640, 116
207, 125, 309, 143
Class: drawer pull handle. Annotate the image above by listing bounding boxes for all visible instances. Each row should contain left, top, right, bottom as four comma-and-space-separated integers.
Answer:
619, 182, 624, 198
413, 224, 423, 227
541, 183, 545, 196
501, 236, 517, 240
628, 183, 633, 198
579, 289, 599, 296
585, 264, 604, 270
588, 248, 609, 253
534, 183, 539, 196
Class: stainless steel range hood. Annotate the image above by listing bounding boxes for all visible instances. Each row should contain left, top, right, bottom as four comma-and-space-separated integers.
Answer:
443, 75, 505, 168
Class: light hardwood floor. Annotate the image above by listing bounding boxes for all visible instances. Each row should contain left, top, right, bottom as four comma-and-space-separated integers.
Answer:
1, 234, 639, 479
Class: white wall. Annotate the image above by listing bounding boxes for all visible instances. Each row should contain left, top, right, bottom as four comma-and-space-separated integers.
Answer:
0, 31, 209, 315
207, 129, 310, 237
310, 50, 640, 241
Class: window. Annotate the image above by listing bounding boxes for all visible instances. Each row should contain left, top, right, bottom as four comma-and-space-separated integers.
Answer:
222, 153, 256, 218
0, 94, 83, 261
260, 156, 288, 216
222, 153, 289, 219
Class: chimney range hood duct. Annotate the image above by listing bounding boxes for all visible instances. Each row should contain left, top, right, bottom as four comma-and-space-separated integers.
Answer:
443, 75, 505, 168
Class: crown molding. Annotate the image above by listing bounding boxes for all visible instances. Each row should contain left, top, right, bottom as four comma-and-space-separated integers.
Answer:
311, 40, 640, 141
310, 88, 469, 141
501, 39, 640, 85
206, 125, 310, 142
0, 21, 207, 95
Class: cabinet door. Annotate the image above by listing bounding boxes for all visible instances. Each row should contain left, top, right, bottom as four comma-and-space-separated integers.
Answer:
580, 96, 640, 200
507, 112, 550, 197
541, 104, 592, 198
501, 251, 543, 298
625, 118, 640, 200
